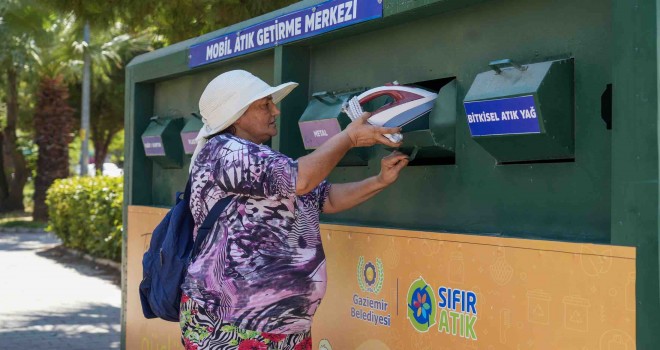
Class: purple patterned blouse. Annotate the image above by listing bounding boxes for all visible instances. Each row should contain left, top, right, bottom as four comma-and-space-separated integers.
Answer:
182, 134, 330, 334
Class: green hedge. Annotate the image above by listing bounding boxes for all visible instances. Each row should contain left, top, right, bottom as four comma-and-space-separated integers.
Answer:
46, 176, 123, 261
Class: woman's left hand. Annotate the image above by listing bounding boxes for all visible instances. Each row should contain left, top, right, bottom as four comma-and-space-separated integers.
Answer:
323, 151, 409, 213
376, 151, 410, 186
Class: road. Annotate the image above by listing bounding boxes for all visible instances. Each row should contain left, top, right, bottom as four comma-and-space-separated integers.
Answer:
0, 232, 121, 349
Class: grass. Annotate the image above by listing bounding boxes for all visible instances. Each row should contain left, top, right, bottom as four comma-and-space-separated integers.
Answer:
0, 211, 46, 230
0, 180, 45, 230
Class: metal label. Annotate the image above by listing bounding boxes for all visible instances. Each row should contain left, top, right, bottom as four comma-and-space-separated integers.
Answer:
189, 0, 383, 68
464, 95, 541, 137
299, 119, 342, 149
180, 132, 199, 155
142, 135, 166, 156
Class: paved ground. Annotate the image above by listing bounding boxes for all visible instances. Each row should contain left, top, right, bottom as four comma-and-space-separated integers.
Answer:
0, 232, 121, 349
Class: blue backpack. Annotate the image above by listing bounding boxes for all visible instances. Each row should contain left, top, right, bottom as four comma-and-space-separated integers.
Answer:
139, 179, 232, 322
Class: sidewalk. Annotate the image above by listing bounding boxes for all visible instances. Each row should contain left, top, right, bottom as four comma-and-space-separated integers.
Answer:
0, 232, 121, 349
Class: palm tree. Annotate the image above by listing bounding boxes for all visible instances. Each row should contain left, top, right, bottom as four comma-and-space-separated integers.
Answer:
27, 13, 156, 220
0, 0, 47, 212
82, 24, 155, 173
121, 0, 299, 43
30, 14, 79, 221
36, 1, 158, 176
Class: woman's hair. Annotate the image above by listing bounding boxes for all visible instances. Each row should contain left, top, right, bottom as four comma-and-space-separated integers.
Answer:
206, 125, 236, 139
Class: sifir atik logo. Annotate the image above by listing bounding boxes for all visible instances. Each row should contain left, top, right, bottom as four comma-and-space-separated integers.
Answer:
406, 277, 436, 332
406, 277, 478, 340
437, 286, 478, 340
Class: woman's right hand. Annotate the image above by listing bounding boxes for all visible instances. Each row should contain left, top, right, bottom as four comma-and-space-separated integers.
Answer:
344, 112, 402, 148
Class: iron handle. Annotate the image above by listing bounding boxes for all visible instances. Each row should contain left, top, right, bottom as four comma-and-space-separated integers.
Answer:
312, 91, 337, 104
149, 115, 164, 125
489, 59, 527, 74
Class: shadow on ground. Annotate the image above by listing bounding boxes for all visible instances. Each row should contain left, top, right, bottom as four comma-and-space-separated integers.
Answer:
0, 302, 121, 349
0, 232, 59, 251
36, 245, 121, 287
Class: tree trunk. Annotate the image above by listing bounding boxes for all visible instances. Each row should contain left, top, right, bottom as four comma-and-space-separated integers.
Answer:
33, 76, 74, 221
91, 125, 119, 175
0, 66, 27, 212
0, 132, 9, 202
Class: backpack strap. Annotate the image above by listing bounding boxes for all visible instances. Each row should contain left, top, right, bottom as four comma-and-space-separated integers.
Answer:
190, 194, 234, 260
182, 178, 193, 203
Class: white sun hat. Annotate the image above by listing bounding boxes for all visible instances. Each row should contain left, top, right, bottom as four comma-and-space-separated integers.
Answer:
190, 70, 298, 172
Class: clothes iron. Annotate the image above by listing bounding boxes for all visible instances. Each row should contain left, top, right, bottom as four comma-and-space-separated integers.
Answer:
358, 83, 438, 128
344, 82, 438, 143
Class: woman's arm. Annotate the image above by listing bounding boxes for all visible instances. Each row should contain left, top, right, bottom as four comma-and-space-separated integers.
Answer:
295, 113, 401, 195
323, 151, 409, 214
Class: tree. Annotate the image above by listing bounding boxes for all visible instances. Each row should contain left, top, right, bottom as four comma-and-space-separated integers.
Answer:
45, 0, 298, 45
38, 1, 150, 179
10, 4, 154, 219
30, 13, 80, 221
32, 76, 74, 220
87, 26, 154, 172
0, 0, 47, 212
42, 0, 298, 172
64, 23, 155, 173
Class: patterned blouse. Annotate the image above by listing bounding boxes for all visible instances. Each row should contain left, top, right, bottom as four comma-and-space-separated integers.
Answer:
182, 134, 330, 334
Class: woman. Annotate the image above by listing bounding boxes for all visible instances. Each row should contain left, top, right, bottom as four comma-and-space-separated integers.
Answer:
181, 70, 409, 350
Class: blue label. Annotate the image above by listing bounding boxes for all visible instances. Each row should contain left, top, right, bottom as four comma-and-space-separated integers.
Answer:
464, 95, 541, 136
189, 0, 383, 68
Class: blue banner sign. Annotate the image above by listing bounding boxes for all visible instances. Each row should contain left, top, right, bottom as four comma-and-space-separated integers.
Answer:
189, 0, 383, 68
464, 95, 541, 137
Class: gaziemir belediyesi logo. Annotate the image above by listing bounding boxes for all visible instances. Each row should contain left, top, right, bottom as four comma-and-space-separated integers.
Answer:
351, 256, 391, 326
357, 256, 384, 294
406, 276, 478, 340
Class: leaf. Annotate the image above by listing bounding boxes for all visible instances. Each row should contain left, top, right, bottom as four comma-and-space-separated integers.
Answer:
423, 303, 430, 310
220, 325, 236, 333
245, 330, 260, 338
46, 175, 123, 260
229, 339, 239, 346
375, 259, 385, 293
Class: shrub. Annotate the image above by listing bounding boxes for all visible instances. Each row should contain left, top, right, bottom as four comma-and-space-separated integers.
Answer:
46, 176, 123, 261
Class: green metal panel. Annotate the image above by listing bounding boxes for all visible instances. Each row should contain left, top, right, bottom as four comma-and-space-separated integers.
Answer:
464, 59, 574, 163
122, 0, 660, 347
273, 45, 311, 159
383, 0, 492, 17
309, 0, 611, 243
140, 117, 184, 169
396, 79, 457, 163
298, 91, 356, 129
124, 82, 155, 207
298, 89, 370, 166
181, 116, 204, 155
122, 80, 154, 350
610, 0, 660, 348
181, 116, 203, 135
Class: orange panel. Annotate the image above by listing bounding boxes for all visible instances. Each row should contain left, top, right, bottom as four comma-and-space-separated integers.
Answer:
126, 206, 181, 350
313, 225, 636, 350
